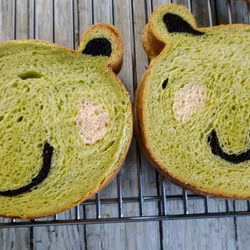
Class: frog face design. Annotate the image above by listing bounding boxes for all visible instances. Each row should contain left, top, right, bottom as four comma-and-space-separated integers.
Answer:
0, 24, 132, 219
135, 4, 250, 198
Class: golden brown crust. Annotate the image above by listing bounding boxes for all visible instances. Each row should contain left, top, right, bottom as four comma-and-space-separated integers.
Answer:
141, 4, 197, 60
133, 67, 163, 171
141, 24, 165, 60
135, 4, 250, 200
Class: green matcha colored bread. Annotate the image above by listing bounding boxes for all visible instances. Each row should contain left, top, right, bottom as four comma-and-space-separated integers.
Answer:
0, 23, 132, 219
134, 4, 250, 199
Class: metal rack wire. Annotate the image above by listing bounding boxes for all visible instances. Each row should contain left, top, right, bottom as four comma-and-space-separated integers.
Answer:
0, 0, 250, 228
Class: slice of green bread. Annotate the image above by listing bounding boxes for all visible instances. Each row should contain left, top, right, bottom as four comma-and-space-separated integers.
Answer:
0, 23, 132, 219
134, 4, 250, 199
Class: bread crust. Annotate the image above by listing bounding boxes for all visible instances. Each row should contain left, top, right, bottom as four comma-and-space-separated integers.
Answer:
141, 4, 250, 61
135, 4, 250, 200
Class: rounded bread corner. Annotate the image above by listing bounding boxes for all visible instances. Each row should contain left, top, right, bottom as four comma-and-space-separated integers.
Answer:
78, 23, 123, 74
141, 23, 166, 60
142, 3, 202, 60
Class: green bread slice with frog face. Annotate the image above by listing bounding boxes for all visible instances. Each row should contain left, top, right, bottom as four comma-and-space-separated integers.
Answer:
0, 23, 132, 219
134, 4, 250, 199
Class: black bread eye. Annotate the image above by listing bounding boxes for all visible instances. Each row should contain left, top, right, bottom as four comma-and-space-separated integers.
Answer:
163, 13, 205, 36
162, 78, 169, 89
82, 38, 112, 57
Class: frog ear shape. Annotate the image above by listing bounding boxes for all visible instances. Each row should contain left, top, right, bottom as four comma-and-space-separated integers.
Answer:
142, 4, 205, 59
78, 23, 123, 74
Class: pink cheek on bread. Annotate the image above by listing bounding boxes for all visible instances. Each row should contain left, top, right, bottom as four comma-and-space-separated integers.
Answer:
75, 98, 110, 144
172, 82, 207, 123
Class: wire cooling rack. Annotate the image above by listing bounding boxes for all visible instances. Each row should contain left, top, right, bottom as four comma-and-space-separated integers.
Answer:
0, 0, 250, 228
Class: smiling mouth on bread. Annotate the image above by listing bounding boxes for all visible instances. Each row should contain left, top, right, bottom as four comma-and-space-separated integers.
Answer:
208, 129, 250, 164
0, 142, 54, 197
0, 98, 109, 197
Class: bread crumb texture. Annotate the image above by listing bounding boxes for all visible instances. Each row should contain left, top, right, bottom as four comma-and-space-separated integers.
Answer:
0, 41, 132, 218
145, 25, 250, 198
